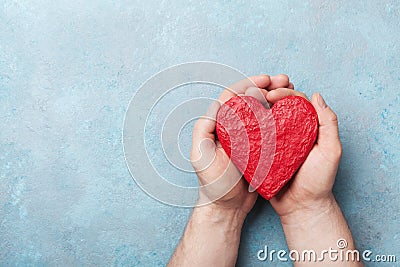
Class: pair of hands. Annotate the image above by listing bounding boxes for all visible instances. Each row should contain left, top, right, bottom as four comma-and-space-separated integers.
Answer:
190, 74, 342, 224
170, 74, 359, 267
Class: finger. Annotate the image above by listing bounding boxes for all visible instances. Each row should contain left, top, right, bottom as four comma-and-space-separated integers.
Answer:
311, 93, 342, 160
218, 74, 271, 103
266, 88, 309, 104
288, 82, 294, 89
245, 87, 269, 108
191, 101, 220, 170
191, 138, 217, 172
192, 100, 220, 142
267, 74, 290, 90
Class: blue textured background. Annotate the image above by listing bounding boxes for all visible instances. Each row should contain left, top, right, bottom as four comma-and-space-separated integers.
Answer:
1, 1, 399, 266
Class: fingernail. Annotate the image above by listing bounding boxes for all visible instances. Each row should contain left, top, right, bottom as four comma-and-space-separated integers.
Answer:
317, 93, 327, 109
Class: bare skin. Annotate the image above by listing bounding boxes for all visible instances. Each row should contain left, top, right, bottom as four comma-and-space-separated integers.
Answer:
168, 75, 363, 267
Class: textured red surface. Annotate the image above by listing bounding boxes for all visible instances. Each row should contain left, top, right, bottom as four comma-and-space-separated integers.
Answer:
216, 95, 318, 200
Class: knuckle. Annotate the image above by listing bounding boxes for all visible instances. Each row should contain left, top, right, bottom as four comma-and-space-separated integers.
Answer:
295, 91, 308, 99
330, 143, 342, 160
192, 119, 202, 131
328, 110, 338, 122
300, 92, 308, 99
335, 144, 343, 158
321, 142, 342, 164
279, 74, 289, 81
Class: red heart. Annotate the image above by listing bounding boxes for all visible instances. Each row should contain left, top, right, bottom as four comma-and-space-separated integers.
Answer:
216, 96, 318, 200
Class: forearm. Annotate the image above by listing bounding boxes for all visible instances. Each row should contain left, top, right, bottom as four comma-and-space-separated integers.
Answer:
280, 194, 363, 266
168, 204, 246, 267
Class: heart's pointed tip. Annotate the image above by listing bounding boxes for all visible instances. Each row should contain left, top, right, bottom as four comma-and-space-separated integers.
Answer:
259, 192, 273, 200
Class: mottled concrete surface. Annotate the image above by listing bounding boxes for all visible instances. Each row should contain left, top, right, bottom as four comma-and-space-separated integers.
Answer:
1, 0, 399, 266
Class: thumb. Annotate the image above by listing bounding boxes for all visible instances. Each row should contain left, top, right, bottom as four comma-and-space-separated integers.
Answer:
191, 101, 220, 170
311, 93, 342, 160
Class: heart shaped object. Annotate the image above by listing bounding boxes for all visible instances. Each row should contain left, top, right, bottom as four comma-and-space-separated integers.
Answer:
216, 95, 318, 200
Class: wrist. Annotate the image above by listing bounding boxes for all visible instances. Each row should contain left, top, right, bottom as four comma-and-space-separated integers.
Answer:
279, 193, 338, 226
193, 203, 247, 229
